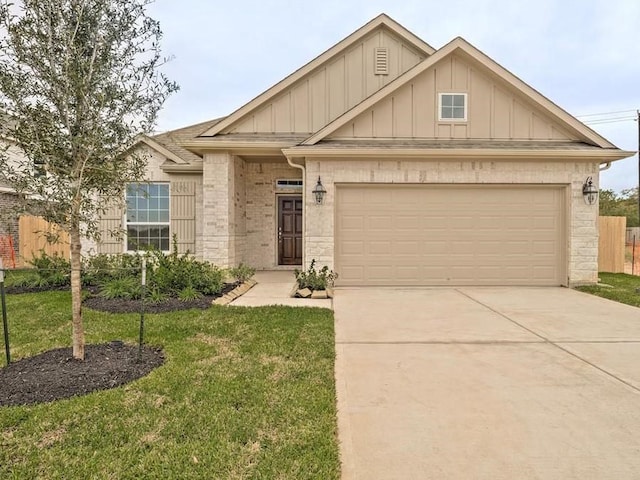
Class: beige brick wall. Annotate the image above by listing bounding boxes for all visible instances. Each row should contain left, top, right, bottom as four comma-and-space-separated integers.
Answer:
245, 162, 303, 269
305, 158, 600, 285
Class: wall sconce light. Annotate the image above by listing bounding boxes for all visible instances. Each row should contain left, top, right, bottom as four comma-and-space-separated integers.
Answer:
582, 176, 598, 205
312, 176, 327, 205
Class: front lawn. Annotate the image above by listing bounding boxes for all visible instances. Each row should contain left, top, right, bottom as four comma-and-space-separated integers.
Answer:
0, 291, 339, 479
576, 272, 640, 308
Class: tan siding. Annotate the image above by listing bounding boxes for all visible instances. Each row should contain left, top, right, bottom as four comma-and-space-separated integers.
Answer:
310, 69, 327, 132
328, 56, 346, 120
492, 86, 511, 137
254, 105, 272, 132
380, 31, 400, 84
330, 54, 578, 141
345, 44, 365, 109
401, 44, 421, 71
394, 84, 413, 136
293, 81, 310, 132
170, 180, 196, 254
98, 198, 124, 254
363, 33, 379, 97
226, 27, 426, 134
469, 70, 491, 138
274, 92, 291, 132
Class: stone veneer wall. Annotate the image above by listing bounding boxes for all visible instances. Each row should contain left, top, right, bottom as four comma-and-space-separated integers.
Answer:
305, 158, 600, 285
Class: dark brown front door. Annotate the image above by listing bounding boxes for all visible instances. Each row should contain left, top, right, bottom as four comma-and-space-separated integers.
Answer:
278, 196, 302, 265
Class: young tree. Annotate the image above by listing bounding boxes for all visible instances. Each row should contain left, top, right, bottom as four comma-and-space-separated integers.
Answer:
0, 0, 178, 360
599, 188, 639, 227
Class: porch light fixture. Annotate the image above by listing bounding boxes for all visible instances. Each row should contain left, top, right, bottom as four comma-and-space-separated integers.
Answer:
312, 176, 327, 205
582, 176, 598, 205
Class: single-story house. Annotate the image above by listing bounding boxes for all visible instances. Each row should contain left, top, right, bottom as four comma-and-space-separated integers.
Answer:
98, 14, 633, 286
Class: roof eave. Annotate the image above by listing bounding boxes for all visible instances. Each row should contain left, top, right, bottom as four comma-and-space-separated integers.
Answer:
160, 161, 203, 173
282, 146, 635, 162
139, 136, 189, 164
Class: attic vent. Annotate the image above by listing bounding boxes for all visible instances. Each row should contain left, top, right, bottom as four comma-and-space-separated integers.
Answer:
276, 179, 303, 190
374, 47, 389, 75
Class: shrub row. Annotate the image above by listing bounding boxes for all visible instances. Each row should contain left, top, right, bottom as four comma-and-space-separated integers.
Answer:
7, 248, 256, 302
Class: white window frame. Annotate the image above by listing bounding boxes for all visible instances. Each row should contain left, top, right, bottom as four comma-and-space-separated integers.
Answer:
124, 182, 171, 253
275, 179, 303, 190
438, 93, 468, 121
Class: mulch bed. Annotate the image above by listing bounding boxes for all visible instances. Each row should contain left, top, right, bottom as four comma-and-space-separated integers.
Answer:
0, 341, 164, 407
6, 282, 240, 314
0, 283, 242, 407
83, 294, 220, 313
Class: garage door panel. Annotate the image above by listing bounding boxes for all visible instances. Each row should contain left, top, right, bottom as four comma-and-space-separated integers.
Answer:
336, 185, 566, 286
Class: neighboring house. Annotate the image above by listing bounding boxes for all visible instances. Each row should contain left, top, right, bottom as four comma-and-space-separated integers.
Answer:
0, 142, 29, 266
98, 14, 633, 286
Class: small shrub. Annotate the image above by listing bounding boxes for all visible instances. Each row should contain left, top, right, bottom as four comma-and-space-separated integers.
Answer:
146, 287, 168, 303
228, 263, 256, 283
146, 243, 224, 296
28, 250, 71, 287
294, 259, 338, 291
100, 277, 142, 300
4, 270, 41, 289
178, 285, 203, 302
82, 253, 141, 286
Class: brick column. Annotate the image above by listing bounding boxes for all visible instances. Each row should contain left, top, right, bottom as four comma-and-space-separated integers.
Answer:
202, 152, 235, 267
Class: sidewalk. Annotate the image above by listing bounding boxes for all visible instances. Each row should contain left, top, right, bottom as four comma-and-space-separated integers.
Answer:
230, 271, 333, 308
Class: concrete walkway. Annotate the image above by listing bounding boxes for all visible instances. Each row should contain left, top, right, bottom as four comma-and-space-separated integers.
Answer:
334, 287, 640, 479
230, 270, 332, 308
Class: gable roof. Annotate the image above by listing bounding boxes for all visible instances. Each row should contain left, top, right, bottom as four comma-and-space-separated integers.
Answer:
144, 117, 226, 163
199, 14, 435, 137
301, 37, 617, 149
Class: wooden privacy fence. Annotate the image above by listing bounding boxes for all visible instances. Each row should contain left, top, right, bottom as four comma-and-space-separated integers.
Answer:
19, 216, 69, 265
598, 216, 626, 273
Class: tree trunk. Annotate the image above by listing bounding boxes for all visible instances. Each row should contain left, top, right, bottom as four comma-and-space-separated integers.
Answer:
70, 223, 84, 360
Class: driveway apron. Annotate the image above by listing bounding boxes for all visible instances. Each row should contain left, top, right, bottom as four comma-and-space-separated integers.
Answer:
334, 287, 640, 480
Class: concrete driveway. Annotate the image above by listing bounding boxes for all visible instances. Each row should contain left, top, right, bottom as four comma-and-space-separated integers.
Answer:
334, 287, 640, 479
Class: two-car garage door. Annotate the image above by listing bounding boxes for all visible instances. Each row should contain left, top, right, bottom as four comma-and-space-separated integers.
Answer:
335, 185, 566, 286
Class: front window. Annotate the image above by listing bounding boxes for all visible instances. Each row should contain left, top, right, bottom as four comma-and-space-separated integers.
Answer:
439, 93, 467, 121
126, 182, 170, 251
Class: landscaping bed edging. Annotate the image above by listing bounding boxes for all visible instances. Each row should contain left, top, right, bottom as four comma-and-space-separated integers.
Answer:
212, 279, 258, 305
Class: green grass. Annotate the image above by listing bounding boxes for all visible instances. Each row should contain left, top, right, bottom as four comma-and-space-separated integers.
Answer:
576, 273, 640, 308
0, 291, 339, 479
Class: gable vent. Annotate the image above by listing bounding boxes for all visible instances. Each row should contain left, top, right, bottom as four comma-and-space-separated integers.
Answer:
374, 47, 389, 75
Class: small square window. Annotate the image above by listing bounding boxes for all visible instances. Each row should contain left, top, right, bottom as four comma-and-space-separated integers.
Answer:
439, 93, 467, 121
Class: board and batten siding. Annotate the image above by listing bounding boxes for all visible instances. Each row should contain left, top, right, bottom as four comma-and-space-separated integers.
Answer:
170, 180, 197, 254
226, 28, 426, 134
97, 197, 124, 254
330, 53, 575, 141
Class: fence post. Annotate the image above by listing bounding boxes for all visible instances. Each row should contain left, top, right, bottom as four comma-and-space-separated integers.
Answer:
138, 257, 146, 362
634, 235, 637, 276
0, 258, 10, 365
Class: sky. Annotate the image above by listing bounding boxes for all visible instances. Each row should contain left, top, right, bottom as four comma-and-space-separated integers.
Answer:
147, 0, 640, 193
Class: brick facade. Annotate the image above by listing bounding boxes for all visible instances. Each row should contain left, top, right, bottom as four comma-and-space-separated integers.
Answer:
0, 192, 20, 266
